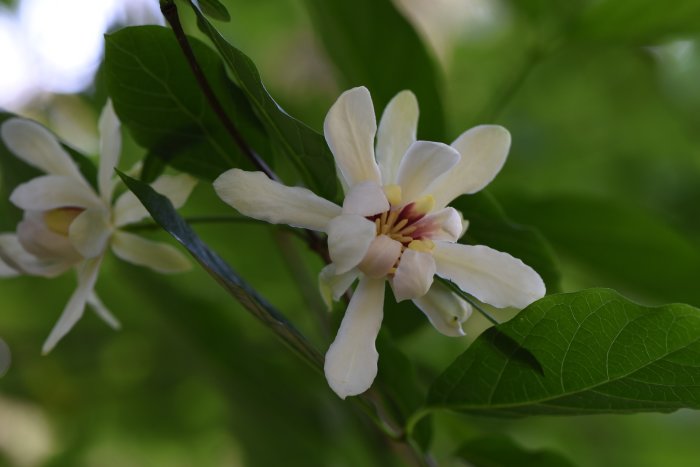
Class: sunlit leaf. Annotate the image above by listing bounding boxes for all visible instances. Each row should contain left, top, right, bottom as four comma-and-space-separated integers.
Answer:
429, 288, 700, 416
104, 26, 267, 181
189, 5, 339, 201
455, 434, 576, 467
305, 0, 446, 141
117, 171, 324, 370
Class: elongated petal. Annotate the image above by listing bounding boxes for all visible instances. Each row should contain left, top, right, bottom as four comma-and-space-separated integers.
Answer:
415, 207, 463, 242
396, 141, 460, 203
327, 215, 376, 274
319, 264, 359, 310
324, 276, 385, 399
113, 173, 197, 227
430, 125, 511, 209
324, 87, 381, 187
214, 169, 341, 232
68, 208, 111, 258
111, 231, 190, 273
412, 282, 472, 337
11, 175, 102, 211
43, 256, 102, 354
358, 235, 402, 278
97, 100, 122, 201
391, 249, 436, 302
433, 242, 545, 309
87, 291, 121, 329
0, 233, 74, 277
342, 181, 389, 216
376, 90, 418, 185
1, 118, 84, 180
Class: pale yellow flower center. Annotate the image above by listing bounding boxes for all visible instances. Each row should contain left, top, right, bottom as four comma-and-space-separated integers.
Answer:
43, 207, 84, 236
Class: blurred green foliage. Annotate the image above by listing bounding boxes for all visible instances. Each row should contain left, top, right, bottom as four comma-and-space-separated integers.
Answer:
2, 0, 700, 465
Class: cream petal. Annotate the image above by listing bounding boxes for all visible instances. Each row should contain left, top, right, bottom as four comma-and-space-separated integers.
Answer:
323, 86, 382, 187
213, 169, 341, 232
430, 125, 511, 209
358, 235, 402, 278
87, 291, 121, 330
1, 118, 85, 180
111, 231, 190, 273
10, 175, 102, 211
416, 207, 463, 242
396, 141, 460, 203
342, 181, 389, 216
391, 249, 436, 302
0, 233, 74, 277
327, 215, 376, 274
376, 90, 418, 185
433, 242, 545, 309
318, 264, 359, 310
97, 100, 122, 201
412, 282, 472, 337
113, 173, 197, 227
324, 276, 385, 399
42, 256, 103, 354
68, 208, 112, 258
16, 211, 81, 261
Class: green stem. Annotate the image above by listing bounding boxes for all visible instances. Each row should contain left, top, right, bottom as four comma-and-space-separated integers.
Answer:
437, 277, 500, 326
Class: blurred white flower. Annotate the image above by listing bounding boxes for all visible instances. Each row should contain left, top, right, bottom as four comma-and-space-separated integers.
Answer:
214, 87, 545, 399
0, 101, 196, 353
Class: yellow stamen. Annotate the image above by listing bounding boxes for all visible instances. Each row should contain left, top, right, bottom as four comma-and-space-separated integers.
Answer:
374, 218, 382, 234
397, 225, 417, 236
413, 195, 435, 215
386, 209, 400, 230
390, 218, 408, 233
44, 207, 84, 236
383, 184, 402, 206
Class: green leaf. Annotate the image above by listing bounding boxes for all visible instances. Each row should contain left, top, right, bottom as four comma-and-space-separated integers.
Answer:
116, 171, 325, 370
455, 434, 576, 467
104, 25, 267, 181
189, 5, 338, 201
455, 191, 561, 293
428, 288, 700, 416
196, 0, 230, 22
504, 194, 700, 306
305, 0, 446, 141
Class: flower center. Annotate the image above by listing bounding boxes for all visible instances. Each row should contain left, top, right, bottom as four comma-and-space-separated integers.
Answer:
44, 207, 84, 236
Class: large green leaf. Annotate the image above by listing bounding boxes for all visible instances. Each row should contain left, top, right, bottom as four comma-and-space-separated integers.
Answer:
455, 192, 561, 293
104, 25, 267, 181
504, 194, 700, 306
188, 4, 338, 201
305, 0, 446, 141
116, 171, 324, 370
428, 288, 700, 416
455, 434, 576, 467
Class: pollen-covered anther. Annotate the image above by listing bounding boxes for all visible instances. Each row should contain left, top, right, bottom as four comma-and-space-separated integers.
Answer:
43, 207, 85, 236
408, 239, 435, 253
383, 184, 402, 206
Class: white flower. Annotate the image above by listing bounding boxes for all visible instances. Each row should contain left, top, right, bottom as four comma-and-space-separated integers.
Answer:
0, 101, 196, 353
213, 87, 545, 399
